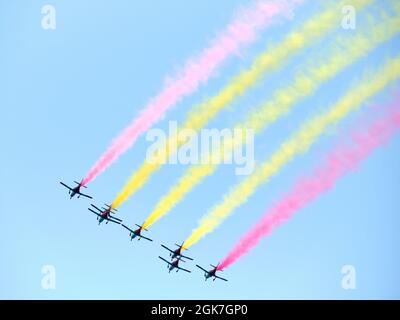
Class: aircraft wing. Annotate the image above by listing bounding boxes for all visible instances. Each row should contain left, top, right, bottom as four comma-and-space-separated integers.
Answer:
196, 265, 209, 273
78, 192, 93, 199
121, 224, 134, 233
107, 217, 122, 225
177, 266, 191, 273
88, 209, 103, 219
180, 254, 194, 261
88, 208, 100, 215
60, 182, 73, 191
161, 244, 174, 254
110, 216, 122, 222
140, 234, 153, 242
215, 275, 228, 282
90, 204, 103, 212
159, 256, 173, 266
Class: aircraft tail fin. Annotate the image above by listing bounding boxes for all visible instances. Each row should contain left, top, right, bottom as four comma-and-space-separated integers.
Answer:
136, 223, 148, 231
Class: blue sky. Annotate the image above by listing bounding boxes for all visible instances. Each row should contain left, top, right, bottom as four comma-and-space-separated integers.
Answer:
0, 0, 399, 299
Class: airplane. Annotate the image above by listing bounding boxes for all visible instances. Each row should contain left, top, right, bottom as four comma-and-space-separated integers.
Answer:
196, 264, 228, 282
121, 224, 153, 242
159, 256, 191, 274
88, 203, 122, 225
60, 180, 92, 199
161, 243, 193, 261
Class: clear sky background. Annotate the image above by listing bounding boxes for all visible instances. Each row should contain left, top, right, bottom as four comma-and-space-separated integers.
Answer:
0, 0, 399, 299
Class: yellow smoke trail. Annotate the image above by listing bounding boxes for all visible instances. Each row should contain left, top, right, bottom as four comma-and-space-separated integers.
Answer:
112, 0, 372, 209
183, 56, 400, 248
142, 9, 400, 229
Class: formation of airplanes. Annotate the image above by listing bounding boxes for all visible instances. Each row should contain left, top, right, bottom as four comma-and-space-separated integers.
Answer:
60, 179, 228, 282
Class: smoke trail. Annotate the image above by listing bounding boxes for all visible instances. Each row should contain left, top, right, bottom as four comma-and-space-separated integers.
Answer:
113, 0, 370, 208
219, 96, 400, 269
82, 0, 303, 186
183, 57, 400, 248
142, 9, 400, 229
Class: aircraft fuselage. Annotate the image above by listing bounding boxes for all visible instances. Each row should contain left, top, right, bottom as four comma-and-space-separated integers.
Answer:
168, 260, 180, 273
69, 185, 82, 199
172, 249, 181, 259
130, 228, 142, 240
97, 210, 112, 225
204, 269, 218, 281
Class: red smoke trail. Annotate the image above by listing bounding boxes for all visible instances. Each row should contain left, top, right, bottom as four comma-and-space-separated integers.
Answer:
82, 0, 302, 186
218, 96, 400, 270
